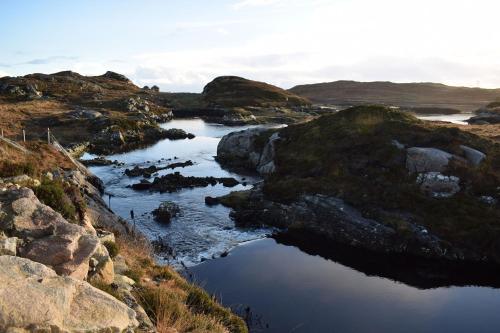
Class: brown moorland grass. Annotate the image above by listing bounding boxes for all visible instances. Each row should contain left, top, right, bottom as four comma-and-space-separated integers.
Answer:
0, 140, 74, 177
0, 99, 70, 137
434, 122, 500, 143
114, 233, 247, 333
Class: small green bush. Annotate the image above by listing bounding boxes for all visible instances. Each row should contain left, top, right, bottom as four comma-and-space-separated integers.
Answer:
103, 241, 119, 258
33, 179, 77, 222
91, 280, 123, 301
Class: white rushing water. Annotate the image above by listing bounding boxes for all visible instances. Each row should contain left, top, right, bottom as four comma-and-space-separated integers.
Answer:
84, 119, 279, 267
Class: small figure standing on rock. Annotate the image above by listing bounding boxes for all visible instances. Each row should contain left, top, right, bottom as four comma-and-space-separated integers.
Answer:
130, 209, 135, 220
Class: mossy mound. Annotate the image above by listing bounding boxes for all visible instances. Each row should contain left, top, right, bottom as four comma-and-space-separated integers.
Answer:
202, 76, 311, 108
263, 106, 500, 258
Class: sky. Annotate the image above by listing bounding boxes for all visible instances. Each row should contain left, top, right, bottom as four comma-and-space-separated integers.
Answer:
1, 0, 499, 92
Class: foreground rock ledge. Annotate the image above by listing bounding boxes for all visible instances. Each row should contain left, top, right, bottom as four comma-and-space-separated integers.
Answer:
0, 255, 138, 332
0, 187, 99, 280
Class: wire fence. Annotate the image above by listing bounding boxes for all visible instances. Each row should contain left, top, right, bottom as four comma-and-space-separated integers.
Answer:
0, 128, 90, 176
0, 135, 31, 154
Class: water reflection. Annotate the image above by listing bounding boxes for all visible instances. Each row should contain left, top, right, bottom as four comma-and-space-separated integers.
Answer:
189, 237, 500, 333
416, 113, 473, 125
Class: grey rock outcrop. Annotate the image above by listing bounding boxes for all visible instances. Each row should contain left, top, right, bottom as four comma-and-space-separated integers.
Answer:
0, 83, 42, 99
0, 187, 99, 280
126, 97, 150, 113
0, 255, 138, 332
217, 128, 267, 169
217, 127, 279, 175
70, 109, 103, 120
460, 145, 486, 166
88, 242, 115, 284
257, 132, 280, 175
417, 172, 461, 198
102, 71, 131, 82
62, 170, 131, 235
406, 147, 454, 173
229, 186, 465, 261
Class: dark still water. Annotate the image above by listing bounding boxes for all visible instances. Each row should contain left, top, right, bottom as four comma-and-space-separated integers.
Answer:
189, 237, 500, 333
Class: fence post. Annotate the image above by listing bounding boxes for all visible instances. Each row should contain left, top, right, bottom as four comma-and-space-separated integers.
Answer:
22, 129, 26, 142
47, 128, 51, 145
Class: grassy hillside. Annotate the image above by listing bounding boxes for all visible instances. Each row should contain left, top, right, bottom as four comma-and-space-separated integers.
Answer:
203, 76, 311, 108
289, 80, 500, 112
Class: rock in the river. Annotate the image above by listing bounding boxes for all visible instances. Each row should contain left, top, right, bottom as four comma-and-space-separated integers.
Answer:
0, 255, 138, 332
125, 160, 193, 178
0, 187, 99, 280
205, 196, 220, 206
131, 179, 152, 190
80, 156, 115, 166
406, 147, 454, 173
417, 172, 461, 198
152, 201, 181, 223
132, 172, 239, 193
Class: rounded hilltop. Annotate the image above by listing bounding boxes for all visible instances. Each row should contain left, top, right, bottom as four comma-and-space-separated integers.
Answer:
202, 76, 311, 108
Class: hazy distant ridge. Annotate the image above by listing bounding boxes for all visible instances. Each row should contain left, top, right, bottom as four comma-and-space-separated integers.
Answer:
289, 80, 500, 111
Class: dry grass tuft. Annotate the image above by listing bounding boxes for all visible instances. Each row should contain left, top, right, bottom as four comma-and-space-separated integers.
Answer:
114, 232, 247, 333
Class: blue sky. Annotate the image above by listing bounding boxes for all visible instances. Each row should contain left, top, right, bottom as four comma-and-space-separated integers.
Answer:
1, 0, 499, 92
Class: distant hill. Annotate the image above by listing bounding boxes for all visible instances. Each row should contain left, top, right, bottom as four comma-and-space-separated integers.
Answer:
203, 76, 311, 108
289, 80, 500, 112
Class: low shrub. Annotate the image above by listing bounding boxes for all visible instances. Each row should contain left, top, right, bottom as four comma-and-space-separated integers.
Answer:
90, 280, 123, 301
33, 178, 77, 222
103, 241, 119, 259
186, 287, 248, 333
136, 284, 243, 333
123, 268, 144, 283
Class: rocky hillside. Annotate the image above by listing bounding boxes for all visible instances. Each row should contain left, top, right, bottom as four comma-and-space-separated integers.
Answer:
203, 76, 311, 108
216, 106, 500, 265
0, 143, 247, 332
289, 80, 500, 112
0, 71, 197, 154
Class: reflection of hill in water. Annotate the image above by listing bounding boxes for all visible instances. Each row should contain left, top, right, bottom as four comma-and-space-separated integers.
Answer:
274, 230, 500, 290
